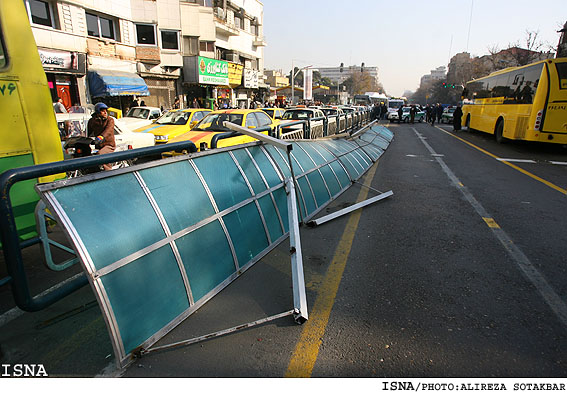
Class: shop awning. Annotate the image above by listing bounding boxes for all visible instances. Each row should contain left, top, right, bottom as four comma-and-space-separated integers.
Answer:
88, 69, 150, 97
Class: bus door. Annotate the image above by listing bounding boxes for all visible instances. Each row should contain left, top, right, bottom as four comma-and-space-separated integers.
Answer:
543, 60, 567, 134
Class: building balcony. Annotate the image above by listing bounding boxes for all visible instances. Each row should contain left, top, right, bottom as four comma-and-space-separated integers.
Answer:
253, 36, 267, 47
214, 18, 239, 36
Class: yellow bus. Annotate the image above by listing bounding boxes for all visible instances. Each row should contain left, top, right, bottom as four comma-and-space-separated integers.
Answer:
0, 1, 64, 242
461, 58, 567, 144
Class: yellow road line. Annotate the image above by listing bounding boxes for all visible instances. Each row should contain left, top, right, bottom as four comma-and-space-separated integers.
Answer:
482, 217, 501, 229
285, 163, 378, 378
438, 127, 567, 196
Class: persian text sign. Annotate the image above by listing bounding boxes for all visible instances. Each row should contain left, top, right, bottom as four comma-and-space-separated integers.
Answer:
198, 57, 229, 85
243, 69, 258, 88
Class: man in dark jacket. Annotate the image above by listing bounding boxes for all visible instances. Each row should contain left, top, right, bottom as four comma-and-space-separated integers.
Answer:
453, 105, 463, 132
88, 102, 116, 171
397, 106, 403, 123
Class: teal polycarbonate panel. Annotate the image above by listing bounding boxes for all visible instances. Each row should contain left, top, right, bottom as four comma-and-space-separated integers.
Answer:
339, 153, 360, 179
360, 144, 382, 161
291, 143, 317, 170
264, 145, 291, 178
329, 160, 350, 188
306, 171, 331, 207
298, 143, 327, 166
258, 194, 284, 241
272, 187, 289, 233
175, 220, 235, 302
246, 146, 282, 188
51, 174, 165, 271
376, 126, 394, 141
231, 150, 267, 195
139, 161, 215, 234
223, 202, 269, 266
351, 148, 372, 168
320, 165, 342, 196
297, 176, 317, 214
348, 150, 369, 173
101, 245, 189, 355
194, 153, 252, 212
310, 142, 337, 162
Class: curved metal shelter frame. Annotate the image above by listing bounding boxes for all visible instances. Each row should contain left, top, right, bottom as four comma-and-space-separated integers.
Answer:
35, 125, 394, 367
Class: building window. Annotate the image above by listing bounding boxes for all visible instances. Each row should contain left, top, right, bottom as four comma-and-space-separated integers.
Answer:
250, 24, 257, 36
160, 30, 179, 51
183, 36, 199, 56
234, 15, 241, 30
26, 0, 56, 28
136, 24, 156, 46
199, 41, 214, 52
86, 13, 116, 40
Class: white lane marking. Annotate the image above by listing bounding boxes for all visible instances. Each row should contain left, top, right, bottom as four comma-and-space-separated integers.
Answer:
413, 128, 567, 328
497, 158, 537, 163
550, 161, 567, 166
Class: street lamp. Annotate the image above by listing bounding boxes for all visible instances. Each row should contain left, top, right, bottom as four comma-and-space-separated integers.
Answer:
291, 60, 312, 106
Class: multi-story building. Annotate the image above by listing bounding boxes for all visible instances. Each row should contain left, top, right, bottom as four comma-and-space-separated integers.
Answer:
25, 0, 266, 112
264, 69, 288, 88
419, 66, 447, 87
318, 65, 380, 87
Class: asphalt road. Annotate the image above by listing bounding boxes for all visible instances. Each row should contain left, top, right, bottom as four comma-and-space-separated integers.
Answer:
1, 120, 566, 377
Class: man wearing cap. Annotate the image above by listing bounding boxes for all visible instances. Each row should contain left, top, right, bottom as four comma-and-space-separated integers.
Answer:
88, 102, 116, 171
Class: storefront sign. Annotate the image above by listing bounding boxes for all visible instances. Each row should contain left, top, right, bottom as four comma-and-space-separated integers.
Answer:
198, 57, 229, 86
228, 62, 244, 87
243, 69, 258, 89
39, 48, 75, 70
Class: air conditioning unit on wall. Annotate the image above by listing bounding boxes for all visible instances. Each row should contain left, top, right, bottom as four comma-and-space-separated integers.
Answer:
215, 7, 225, 19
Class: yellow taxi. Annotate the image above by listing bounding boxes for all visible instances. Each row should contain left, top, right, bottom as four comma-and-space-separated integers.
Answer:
260, 107, 285, 121
134, 108, 211, 144
164, 109, 279, 153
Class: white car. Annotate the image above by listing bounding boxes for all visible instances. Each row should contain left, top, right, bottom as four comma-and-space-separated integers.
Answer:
114, 118, 155, 150
280, 107, 326, 139
121, 106, 162, 130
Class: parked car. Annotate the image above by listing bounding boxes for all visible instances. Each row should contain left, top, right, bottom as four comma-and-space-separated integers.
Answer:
120, 106, 162, 130
260, 107, 285, 120
441, 107, 456, 123
280, 107, 326, 139
134, 108, 211, 144
113, 118, 155, 150
164, 109, 278, 153
388, 106, 425, 122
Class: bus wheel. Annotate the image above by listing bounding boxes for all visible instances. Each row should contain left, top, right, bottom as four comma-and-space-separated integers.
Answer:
495, 121, 505, 144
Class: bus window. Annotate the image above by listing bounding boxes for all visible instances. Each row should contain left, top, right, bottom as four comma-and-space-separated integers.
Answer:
555, 63, 567, 89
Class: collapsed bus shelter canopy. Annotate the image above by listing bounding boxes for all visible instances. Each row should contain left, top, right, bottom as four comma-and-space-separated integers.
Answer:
88, 69, 150, 97
35, 124, 394, 367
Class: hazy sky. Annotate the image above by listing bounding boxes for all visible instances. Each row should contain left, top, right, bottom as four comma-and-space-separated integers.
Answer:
262, 0, 566, 97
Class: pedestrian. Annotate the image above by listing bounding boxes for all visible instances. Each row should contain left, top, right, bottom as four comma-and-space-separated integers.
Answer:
140, 100, 146, 107
130, 97, 139, 108
371, 103, 380, 121
53, 98, 67, 113
380, 103, 387, 120
87, 102, 116, 171
410, 105, 417, 124
173, 97, 180, 109
397, 106, 403, 123
192, 98, 200, 108
453, 105, 463, 132
430, 104, 437, 126
436, 103, 443, 124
